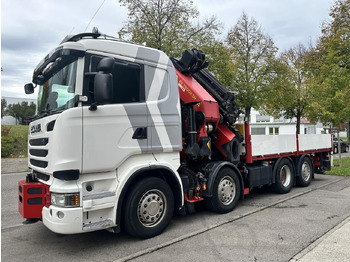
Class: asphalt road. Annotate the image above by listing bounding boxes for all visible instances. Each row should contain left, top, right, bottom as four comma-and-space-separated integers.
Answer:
2, 168, 350, 262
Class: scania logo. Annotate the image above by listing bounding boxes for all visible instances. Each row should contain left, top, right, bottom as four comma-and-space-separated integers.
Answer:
31, 123, 42, 134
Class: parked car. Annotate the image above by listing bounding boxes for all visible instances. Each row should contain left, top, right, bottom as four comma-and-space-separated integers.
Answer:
333, 138, 349, 154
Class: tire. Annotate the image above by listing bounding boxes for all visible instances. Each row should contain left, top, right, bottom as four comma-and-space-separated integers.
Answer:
334, 146, 338, 154
205, 167, 241, 214
122, 177, 174, 238
346, 145, 349, 153
296, 156, 313, 187
272, 158, 294, 194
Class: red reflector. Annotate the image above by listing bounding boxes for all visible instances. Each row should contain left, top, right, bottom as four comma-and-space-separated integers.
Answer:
18, 180, 49, 219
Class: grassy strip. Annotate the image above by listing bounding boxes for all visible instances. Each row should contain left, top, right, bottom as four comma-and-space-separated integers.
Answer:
1, 125, 29, 158
340, 137, 348, 143
326, 157, 350, 176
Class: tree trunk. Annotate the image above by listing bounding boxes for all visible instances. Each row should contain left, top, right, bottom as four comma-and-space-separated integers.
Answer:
337, 128, 342, 167
296, 114, 301, 135
245, 107, 251, 122
347, 113, 350, 141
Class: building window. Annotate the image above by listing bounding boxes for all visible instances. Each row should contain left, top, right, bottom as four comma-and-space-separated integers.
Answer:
269, 127, 279, 135
251, 127, 266, 135
256, 115, 271, 122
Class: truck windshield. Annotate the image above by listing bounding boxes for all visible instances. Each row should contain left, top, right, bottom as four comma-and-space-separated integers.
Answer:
36, 60, 77, 116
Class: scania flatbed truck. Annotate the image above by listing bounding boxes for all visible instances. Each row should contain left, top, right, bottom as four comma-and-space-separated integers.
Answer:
19, 32, 332, 238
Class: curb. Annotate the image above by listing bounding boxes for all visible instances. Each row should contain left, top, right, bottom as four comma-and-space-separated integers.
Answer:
290, 215, 350, 261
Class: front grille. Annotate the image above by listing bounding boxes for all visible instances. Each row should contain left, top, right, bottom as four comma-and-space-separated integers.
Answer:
30, 159, 48, 168
30, 138, 49, 146
29, 136, 49, 169
30, 149, 48, 157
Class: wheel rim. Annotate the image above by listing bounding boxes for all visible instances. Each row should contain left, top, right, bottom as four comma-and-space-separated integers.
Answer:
138, 189, 166, 228
301, 161, 311, 181
218, 176, 236, 205
280, 165, 291, 187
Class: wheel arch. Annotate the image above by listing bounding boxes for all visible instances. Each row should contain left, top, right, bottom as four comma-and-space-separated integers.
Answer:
201, 161, 244, 200
115, 166, 183, 232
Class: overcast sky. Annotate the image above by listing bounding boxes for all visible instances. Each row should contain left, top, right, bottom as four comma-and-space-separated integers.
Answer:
1, 0, 333, 99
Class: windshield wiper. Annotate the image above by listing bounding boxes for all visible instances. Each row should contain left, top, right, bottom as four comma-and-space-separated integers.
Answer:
30, 109, 52, 121
31, 108, 65, 121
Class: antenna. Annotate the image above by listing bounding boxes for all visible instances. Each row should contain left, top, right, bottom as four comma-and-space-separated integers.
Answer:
84, 0, 107, 32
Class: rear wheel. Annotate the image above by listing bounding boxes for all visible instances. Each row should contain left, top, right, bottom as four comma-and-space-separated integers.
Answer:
296, 156, 313, 187
205, 167, 240, 213
272, 158, 294, 194
122, 177, 174, 238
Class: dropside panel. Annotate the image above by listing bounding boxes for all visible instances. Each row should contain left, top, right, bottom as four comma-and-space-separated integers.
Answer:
298, 134, 332, 152
251, 135, 297, 157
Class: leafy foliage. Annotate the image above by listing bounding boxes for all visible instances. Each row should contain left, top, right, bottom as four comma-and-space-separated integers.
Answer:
1, 126, 14, 157
1, 136, 15, 157
1, 98, 7, 118
118, 0, 221, 58
306, 0, 350, 127
117, 0, 233, 93
6, 101, 36, 124
1, 125, 29, 158
226, 12, 277, 119
262, 44, 312, 134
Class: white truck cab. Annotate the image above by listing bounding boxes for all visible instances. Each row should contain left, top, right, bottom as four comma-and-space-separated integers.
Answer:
23, 33, 183, 237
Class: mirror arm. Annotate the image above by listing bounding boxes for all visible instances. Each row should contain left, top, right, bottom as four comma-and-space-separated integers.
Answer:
89, 103, 98, 111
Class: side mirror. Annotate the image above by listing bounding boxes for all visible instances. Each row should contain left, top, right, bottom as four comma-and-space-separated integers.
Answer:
24, 83, 35, 94
93, 58, 114, 105
94, 73, 113, 104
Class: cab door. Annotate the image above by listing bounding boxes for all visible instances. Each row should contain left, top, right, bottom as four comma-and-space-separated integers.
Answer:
82, 54, 148, 173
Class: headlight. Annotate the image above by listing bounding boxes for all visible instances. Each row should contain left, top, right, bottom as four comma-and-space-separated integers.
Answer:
51, 193, 80, 207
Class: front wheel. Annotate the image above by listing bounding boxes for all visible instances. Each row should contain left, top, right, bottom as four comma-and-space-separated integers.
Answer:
122, 177, 174, 238
205, 167, 241, 213
272, 158, 294, 194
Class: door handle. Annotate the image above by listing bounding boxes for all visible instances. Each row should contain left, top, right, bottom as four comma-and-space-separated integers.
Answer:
132, 127, 147, 139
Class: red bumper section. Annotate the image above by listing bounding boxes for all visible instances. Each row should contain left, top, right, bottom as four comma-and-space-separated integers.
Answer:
18, 180, 50, 219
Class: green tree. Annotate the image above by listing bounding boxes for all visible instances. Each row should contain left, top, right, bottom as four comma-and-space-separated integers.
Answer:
118, 0, 222, 57
1, 98, 7, 119
6, 101, 36, 125
226, 12, 277, 120
306, 0, 350, 127
262, 44, 312, 134
306, 0, 350, 167
205, 41, 235, 87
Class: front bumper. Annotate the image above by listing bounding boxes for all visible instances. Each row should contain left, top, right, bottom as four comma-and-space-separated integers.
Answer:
42, 206, 83, 234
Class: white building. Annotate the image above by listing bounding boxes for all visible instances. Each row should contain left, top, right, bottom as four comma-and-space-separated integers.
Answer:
249, 109, 326, 135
